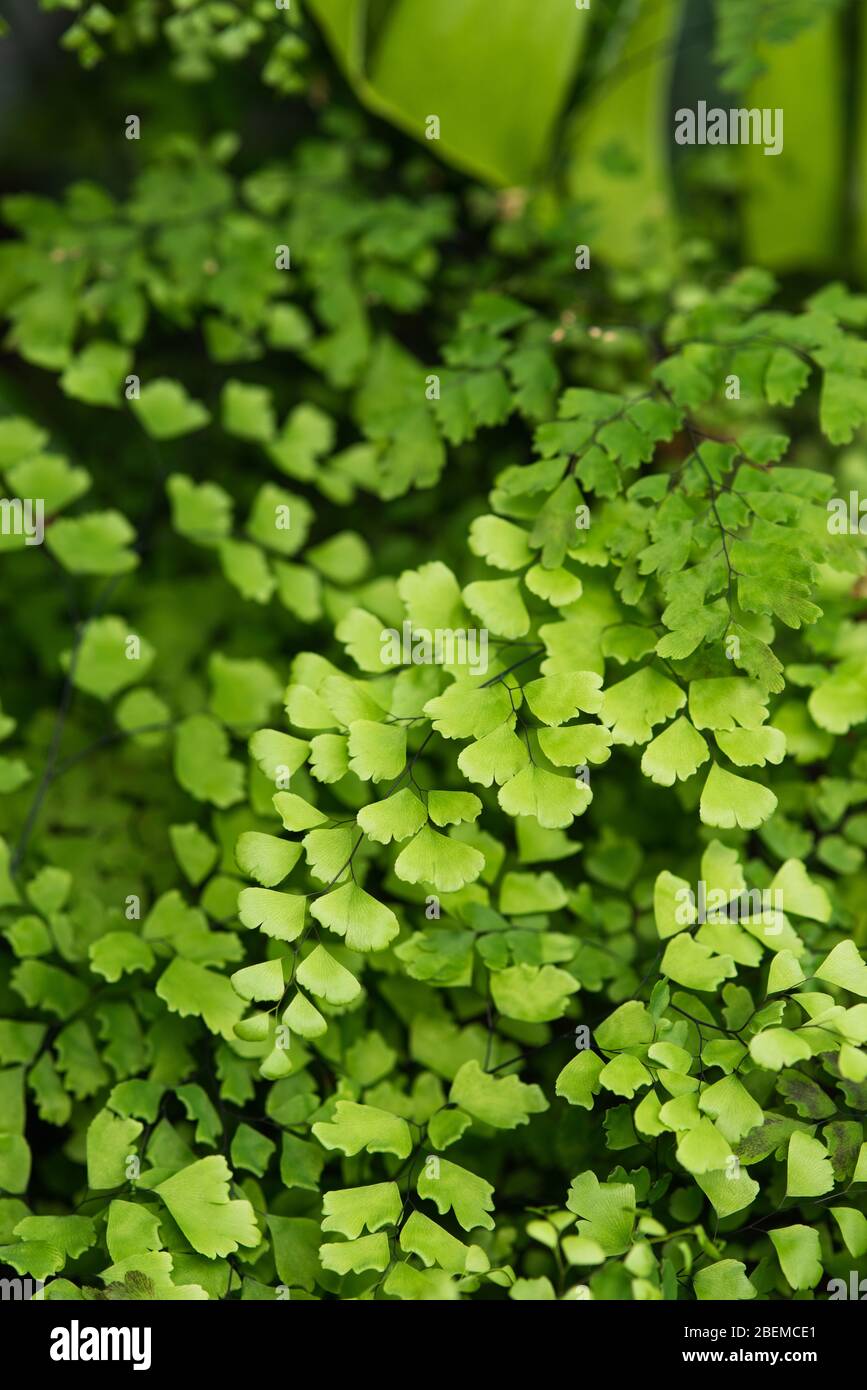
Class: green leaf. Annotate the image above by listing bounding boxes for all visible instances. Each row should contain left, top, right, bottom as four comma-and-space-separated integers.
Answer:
209, 653, 281, 728
307, 530, 370, 583
131, 379, 210, 439
767, 951, 806, 994
566, 1171, 635, 1256
498, 765, 591, 829
394, 825, 485, 892
458, 721, 530, 786
700, 764, 778, 830
399, 1210, 488, 1274
654, 870, 696, 939
282, 991, 328, 1040
62, 616, 153, 699
770, 859, 831, 922
417, 1157, 495, 1232
11, 961, 87, 1019
14, 1214, 95, 1261
522, 672, 603, 725
279, 1132, 324, 1191
320, 1232, 390, 1276
0, 1136, 30, 1193
88, 932, 154, 983
167, 474, 232, 546
695, 1167, 760, 1219
424, 681, 512, 739
219, 539, 275, 604
500, 869, 568, 913
86, 1109, 142, 1190
249, 729, 310, 784
689, 678, 768, 731
0, 416, 47, 466
230, 1124, 276, 1179
808, 662, 867, 736
156, 959, 244, 1041
269, 403, 335, 481
427, 790, 482, 827
169, 824, 219, 886
295, 945, 360, 1005
302, 827, 357, 883
153, 1156, 259, 1258
321, 1183, 401, 1239
236, 834, 302, 888
661, 934, 737, 992
698, 1075, 764, 1143
310, 882, 399, 953
0, 1240, 62, 1281
268, 1215, 321, 1293
468, 514, 533, 571
599, 1054, 652, 1099
231, 958, 286, 1003
601, 667, 686, 746
114, 687, 169, 749
821, 371, 867, 444
491, 963, 579, 1022
830, 1206, 867, 1258
357, 788, 427, 843
238, 888, 306, 941
596, 1001, 655, 1049
309, 0, 588, 185
765, 347, 811, 406
7, 452, 89, 515
786, 1130, 834, 1197
641, 716, 709, 786
347, 720, 406, 782
174, 716, 245, 809
60, 342, 131, 407
450, 1060, 548, 1129
694, 1260, 756, 1301
313, 1102, 412, 1160
676, 1119, 732, 1174
815, 940, 867, 997
749, 1028, 812, 1071
769, 1225, 823, 1290
715, 725, 786, 767
221, 380, 276, 443
555, 1050, 604, 1109
462, 577, 529, 638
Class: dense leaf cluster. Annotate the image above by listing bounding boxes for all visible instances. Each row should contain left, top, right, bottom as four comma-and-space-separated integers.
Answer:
1, 4, 866, 1304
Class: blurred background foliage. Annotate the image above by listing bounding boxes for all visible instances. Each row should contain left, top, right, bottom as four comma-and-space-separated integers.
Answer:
1, 2, 866, 1298
8, 0, 866, 279
0, 0, 862, 912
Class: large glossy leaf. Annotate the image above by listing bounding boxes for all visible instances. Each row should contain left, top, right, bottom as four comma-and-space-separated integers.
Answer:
741, 13, 843, 270
565, 0, 681, 264
308, 0, 590, 184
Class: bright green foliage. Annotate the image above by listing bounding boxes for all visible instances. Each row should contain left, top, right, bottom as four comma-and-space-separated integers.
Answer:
0, 3, 866, 1308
